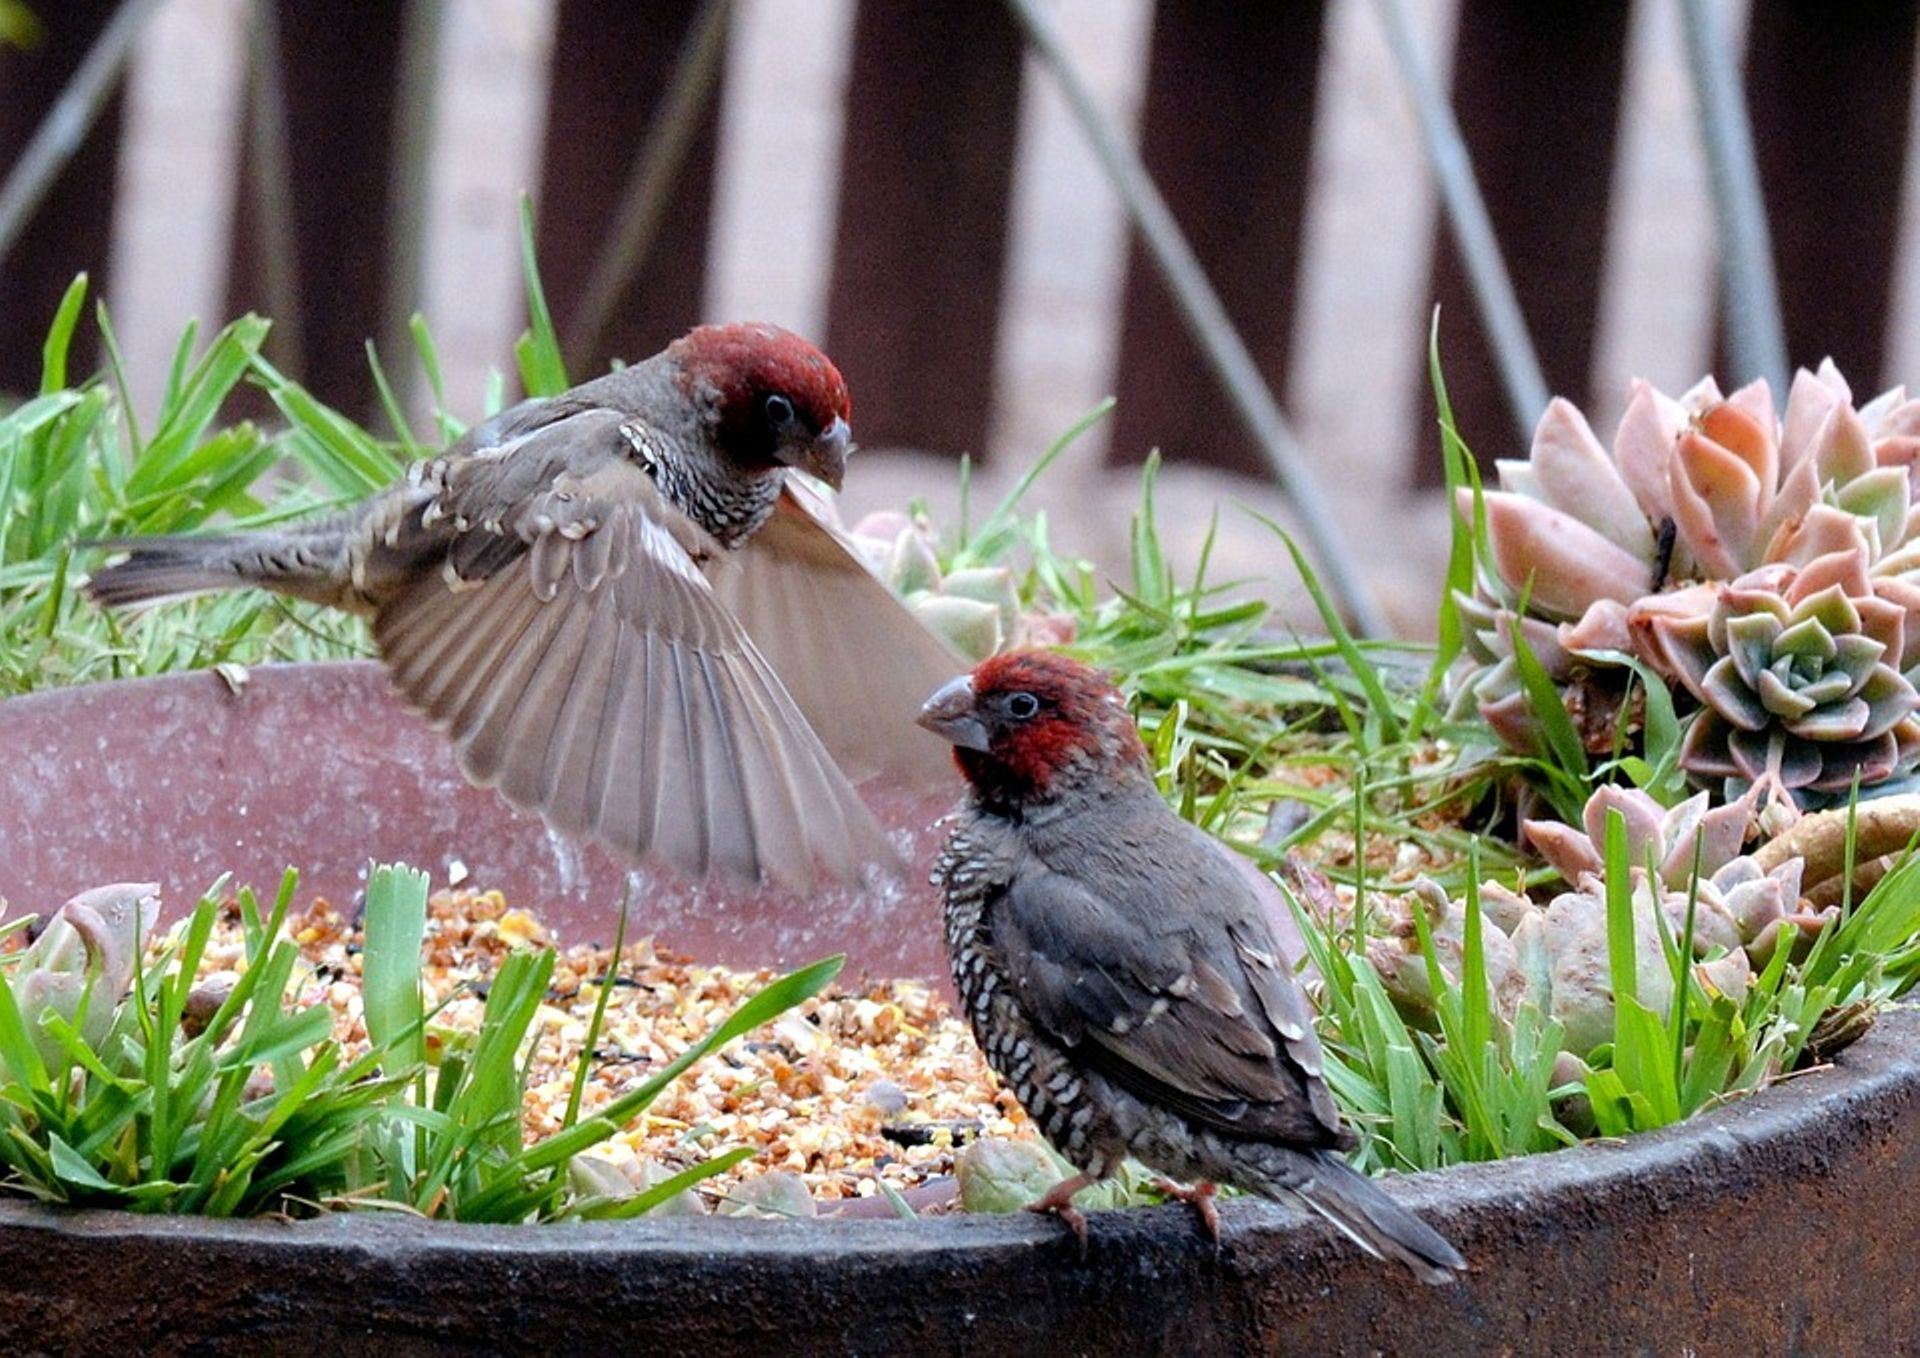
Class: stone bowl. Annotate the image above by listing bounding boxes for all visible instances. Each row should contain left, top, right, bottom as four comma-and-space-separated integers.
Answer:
3, 663, 1918, 1353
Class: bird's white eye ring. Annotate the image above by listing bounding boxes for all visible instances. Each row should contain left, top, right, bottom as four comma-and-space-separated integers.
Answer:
764, 392, 796, 426
1006, 692, 1040, 719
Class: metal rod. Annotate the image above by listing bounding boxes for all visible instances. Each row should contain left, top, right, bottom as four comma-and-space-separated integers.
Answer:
1678, 0, 1789, 394
569, 0, 732, 371
1004, 0, 1388, 637
1373, 0, 1549, 444
0, 0, 167, 272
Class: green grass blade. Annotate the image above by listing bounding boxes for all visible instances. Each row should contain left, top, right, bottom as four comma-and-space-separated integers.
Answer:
365, 339, 424, 459
1253, 514, 1404, 745
0, 961, 51, 1094
1602, 808, 1637, 1022
1410, 307, 1478, 738
575, 1146, 756, 1221
514, 194, 569, 397
952, 397, 1110, 566
463, 954, 845, 1217
92, 300, 144, 456
409, 313, 463, 444
38, 274, 88, 397
563, 881, 632, 1130
362, 863, 430, 1073
1460, 858, 1492, 1059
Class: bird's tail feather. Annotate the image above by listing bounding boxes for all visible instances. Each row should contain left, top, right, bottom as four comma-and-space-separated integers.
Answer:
84, 530, 350, 610
83, 536, 249, 608
1274, 1150, 1465, 1285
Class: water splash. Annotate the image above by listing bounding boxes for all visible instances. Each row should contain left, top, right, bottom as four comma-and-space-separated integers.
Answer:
544, 825, 581, 895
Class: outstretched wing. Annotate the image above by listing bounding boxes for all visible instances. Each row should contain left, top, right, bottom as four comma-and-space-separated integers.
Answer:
708, 486, 964, 789
372, 410, 897, 890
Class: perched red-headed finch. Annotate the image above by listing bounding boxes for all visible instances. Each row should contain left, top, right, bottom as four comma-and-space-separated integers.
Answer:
87, 324, 960, 890
919, 652, 1465, 1282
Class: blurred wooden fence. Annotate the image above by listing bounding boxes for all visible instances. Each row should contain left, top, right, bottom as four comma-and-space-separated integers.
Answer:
4, 0, 1920, 625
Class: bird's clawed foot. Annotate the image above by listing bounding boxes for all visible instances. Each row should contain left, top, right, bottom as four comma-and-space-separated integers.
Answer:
1025, 1173, 1094, 1258
1152, 1177, 1221, 1244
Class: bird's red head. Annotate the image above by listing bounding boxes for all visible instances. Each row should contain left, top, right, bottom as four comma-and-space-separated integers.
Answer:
669, 323, 854, 488
916, 651, 1153, 808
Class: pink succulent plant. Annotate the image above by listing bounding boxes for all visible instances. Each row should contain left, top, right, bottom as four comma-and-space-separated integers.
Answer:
846, 510, 1077, 662
1523, 783, 1754, 888
1453, 361, 1920, 805
1470, 362, 1920, 621
8, 883, 159, 1072
1337, 782, 1826, 1061
1521, 784, 1830, 969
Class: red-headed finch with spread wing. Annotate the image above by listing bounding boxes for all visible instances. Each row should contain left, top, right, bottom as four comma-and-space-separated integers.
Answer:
87, 324, 960, 891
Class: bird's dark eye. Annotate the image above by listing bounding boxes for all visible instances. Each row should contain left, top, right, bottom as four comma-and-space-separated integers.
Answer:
1006, 692, 1040, 720
764, 393, 796, 427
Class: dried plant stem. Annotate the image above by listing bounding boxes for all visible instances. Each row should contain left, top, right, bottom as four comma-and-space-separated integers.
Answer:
0, 0, 167, 271
568, 0, 732, 371
1753, 795, 1920, 905
377, 0, 447, 414
242, 0, 306, 380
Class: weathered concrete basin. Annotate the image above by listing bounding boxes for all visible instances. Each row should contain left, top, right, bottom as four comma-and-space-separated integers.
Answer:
2, 663, 1918, 1354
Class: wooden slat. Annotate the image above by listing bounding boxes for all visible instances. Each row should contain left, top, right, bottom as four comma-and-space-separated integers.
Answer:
535, 0, 722, 373
0, 1, 124, 393
825, 0, 1024, 459
224, 0, 407, 419
1740, 0, 1920, 387
1413, 0, 1630, 483
1109, 1, 1328, 479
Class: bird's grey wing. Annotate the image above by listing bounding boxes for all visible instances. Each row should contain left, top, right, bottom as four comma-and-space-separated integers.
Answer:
358, 399, 631, 589
706, 485, 964, 789
997, 848, 1346, 1144
453, 390, 596, 453
372, 412, 895, 890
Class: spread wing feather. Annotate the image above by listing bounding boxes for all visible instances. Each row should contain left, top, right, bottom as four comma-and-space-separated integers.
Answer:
710, 487, 963, 788
372, 414, 895, 889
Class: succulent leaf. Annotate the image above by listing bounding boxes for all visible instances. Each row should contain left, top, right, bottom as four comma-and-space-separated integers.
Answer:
10, 883, 158, 1070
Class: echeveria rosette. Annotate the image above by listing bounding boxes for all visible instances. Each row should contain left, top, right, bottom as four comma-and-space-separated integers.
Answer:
1522, 783, 1830, 967
1640, 548, 1920, 810
1523, 783, 1755, 890
1451, 360, 1920, 784
846, 509, 1076, 661
1447, 586, 1650, 760
1470, 362, 1920, 621
1445, 590, 1580, 754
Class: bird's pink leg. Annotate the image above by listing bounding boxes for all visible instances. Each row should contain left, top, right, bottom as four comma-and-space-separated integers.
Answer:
1025, 1173, 1094, 1254
1152, 1177, 1221, 1242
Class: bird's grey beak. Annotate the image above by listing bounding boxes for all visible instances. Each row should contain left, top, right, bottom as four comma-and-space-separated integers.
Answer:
800, 416, 851, 491
917, 674, 992, 752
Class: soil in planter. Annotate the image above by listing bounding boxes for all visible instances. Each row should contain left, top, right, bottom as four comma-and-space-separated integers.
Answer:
188, 886, 1035, 1208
